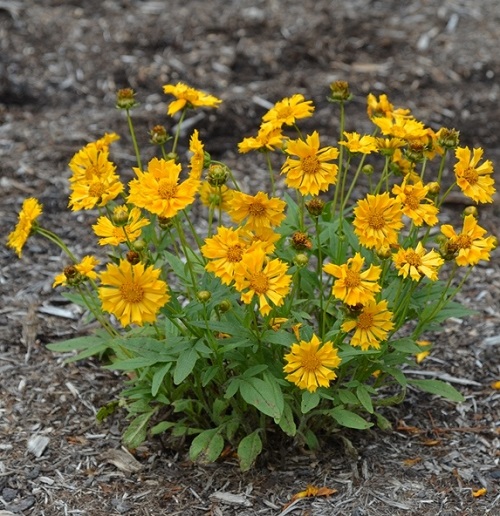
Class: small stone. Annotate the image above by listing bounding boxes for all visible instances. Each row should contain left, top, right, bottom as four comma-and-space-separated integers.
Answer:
2, 488, 18, 502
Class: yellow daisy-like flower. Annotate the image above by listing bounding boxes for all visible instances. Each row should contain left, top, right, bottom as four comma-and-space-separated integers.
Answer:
162, 82, 222, 117
199, 182, 234, 211
339, 132, 378, 154
228, 191, 286, 231
201, 226, 258, 285
281, 131, 339, 196
441, 214, 496, 266
238, 122, 285, 153
323, 252, 382, 306
262, 93, 314, 127
353, 193, 404, 249
53, 255, 100, 288
68, 173, 124, 211
367, 93, 410, 119
233, 246, 292, 316
392, 179, 439, 227
92, 207, 150, 246
98, 260, 170, 327
454, 146, 495, 203
392, 242, 443, 281
94, 132, 120, 151
242, 227, 282, 255
373, 114, 427, 141
341, 300, 395, 351
7, 198, 43, 258
69, 143, 117, 183
283, 334, 342, 393
188, 129, 205, 180
375, 137, 406, 156
127, 157, 200, 218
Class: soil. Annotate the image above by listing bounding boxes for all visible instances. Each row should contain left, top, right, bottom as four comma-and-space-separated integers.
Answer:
1, 0, 500, 514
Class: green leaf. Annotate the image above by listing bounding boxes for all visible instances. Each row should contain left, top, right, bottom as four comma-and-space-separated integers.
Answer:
375, 412, 393, 431
63, 342, 111, 363
150, 421, 176, 436
173, 347, 198, 385
337, 389, 360, 406
239, 377, 283, 419
46, 335, 106, 352
261, 329, 296, 347
276, 403, 297, 437
189, 428, 224, 464
356, 385, 374, 414
122, 411, 155, 449
330, 408, 373, 429
106, 357, 163, 371
96, 400, 119, 422
301, 391, 320, 414
409, 379, 464, 402
201, 365, 219, 387
151, 363, 172, 396
391, 338, 425, 354
238, 431, 262, 472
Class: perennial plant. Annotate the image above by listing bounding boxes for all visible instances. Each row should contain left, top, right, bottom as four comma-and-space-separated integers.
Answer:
7, 81, 497, 470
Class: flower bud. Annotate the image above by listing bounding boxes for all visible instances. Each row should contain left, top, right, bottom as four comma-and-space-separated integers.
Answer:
149, 125, 170, 145
197, 290, 212, 303
63, 265, 82, 286
293, 253, 309, 268
305, 198, 325, 218
217, 299, 231, 313
203, 151, 212, 169
112, 206, 130, 226
116, 88, 139, 110
437, 127, 460, 149
463, 206, 478, 218
291, 231, 312, 251
207, 163, 230, 187
133, 239, 147, 252
426, 181, 440, 196
362, 164, 374, 176
327, 81, 352, 103
126, 251, 140, 265
376, 246, 392, 260
158, 216, 173, 229
405, 142, 425, 162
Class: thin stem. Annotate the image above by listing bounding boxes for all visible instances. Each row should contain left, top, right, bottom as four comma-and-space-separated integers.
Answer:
126, 108, 142, 170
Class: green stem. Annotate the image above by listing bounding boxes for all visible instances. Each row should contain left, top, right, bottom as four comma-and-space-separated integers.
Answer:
126, 108, 142, 170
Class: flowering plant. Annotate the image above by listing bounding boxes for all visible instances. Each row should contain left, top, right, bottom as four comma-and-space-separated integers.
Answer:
7, 81, 496, 470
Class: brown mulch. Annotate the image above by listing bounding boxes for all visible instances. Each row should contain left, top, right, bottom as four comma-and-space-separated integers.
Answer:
1, 1, 500, 514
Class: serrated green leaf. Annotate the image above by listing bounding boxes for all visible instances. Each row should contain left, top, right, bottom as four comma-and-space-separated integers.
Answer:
301, 390, 320, 414
122, 411, 155, 449
356, 385, 374, 414
238, 431, 262, 472
330, 408, 373, 429
189, 429, 224, 464
173, 347, 198, 385
239, 377, 283, 419
409, 379, 464, 402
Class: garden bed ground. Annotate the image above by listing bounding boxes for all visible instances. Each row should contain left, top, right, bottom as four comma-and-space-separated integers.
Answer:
1, 1, 500, 514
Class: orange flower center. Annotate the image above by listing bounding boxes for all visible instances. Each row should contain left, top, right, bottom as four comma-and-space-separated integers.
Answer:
227, 244, 244, 262
357, 311, 374, 330
455, 234, 472, 249
276, 106, 293, 120
367, 208, 385, 230
404, 250, 422, 267
404, 192, 420, 210
344, 270, 361, 288
302, 351, 321, 372
248, 201, 266, 217
120, 281, 144, 303
250, 271, 269, 294
158, 180, 178, 199
462, 167, 478, 185
302, 155, 320, 175
88, 181, 106, 198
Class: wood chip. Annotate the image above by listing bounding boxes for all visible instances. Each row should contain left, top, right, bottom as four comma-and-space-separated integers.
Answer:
27, 435, 50, 457
101, 448, 143, 473
209, 491, 253, 507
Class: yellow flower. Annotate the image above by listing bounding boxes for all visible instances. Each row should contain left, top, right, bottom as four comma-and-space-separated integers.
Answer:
323, 252, 381, 306
441, 214, 496, 266
415, 340, 431, 364
367, 93, 410, 119
7, 198, 43, 258
53, 255, 100, 287
353, 193, 404, 249
262, 93, 314, 127
98, 260, 170, 327
393, 242, 443, 281
372, 114, 427, 141
95, 132, 120, 151
69, 143, 117, 183
238, 122, 285, 153
228, 191, 286, 231
341, 300, 394, 351
92, 207, 149, 246
242, 227, 282, 255
199, 182, 234, 211
127, 157, 200, 218
188, 129, 205, 180
283, 334, 341, 393
281, 131, 339, 196
375, 137, 406, 155
392, 179, 439, 227
339, 132, 378, 154
233, 246, 291, 316
162, 82, 222, 116
454, 146, 495, 203
201, 226, 257, 285
68, 173, 124, 211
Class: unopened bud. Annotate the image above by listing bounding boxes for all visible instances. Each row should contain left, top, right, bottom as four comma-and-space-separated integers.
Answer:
437, 127, 460, 149
126, 251, 140, 264
305, 198, 325, 218
207, 163, 230, 187
328, 81, 352, 103
112, 206, 130, 226
427, 182, 440, 196
463, 206, 478, 218
133, 239, 146, 252
149, 125, 170, 145
362, 164, 374, 176
116, 88, 139, 110
158, 216, 173, 229
291, 231, 312, 251
293, 253, 309, 267
217, 299, 231, 313
197, 290, 212, 303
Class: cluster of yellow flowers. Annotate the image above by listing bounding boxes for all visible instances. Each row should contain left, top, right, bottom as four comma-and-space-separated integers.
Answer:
7, 81, 497, 397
